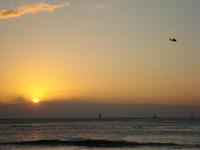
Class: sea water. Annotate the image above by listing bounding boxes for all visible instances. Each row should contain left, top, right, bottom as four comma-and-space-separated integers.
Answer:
0, 118, 200, 150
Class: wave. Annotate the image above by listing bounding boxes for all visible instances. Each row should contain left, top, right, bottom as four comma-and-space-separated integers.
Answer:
0, 139, 199, 149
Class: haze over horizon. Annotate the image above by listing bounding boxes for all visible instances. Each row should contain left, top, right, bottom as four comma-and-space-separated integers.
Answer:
1, 0, 200, 108
1, 100, 200, 118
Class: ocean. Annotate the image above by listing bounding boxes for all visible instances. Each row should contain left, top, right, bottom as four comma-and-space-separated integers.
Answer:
0, 118, 199, 150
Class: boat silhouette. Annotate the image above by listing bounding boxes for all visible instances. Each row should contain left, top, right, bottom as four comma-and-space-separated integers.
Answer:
190, 113, 194, 119
98, 112, 102, 119
153, 113, 158, 119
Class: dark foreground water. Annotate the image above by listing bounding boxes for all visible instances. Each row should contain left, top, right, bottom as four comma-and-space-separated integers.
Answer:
0, 118, 200, 150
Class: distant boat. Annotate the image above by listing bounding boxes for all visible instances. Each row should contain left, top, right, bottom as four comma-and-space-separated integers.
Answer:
98, 112, 102, 119
190, 113, 194, 119
153, 113, 158, 119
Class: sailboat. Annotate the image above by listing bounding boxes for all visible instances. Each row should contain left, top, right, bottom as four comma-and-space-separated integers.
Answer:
153, 113, 158, 119
98, 112, 102, 119
190, 113, 194, 119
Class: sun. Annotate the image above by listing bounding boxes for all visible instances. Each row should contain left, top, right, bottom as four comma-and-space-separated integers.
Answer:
32, 98, 40, 104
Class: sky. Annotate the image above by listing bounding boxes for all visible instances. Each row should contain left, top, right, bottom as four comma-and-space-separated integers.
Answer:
0, 0, 200, 106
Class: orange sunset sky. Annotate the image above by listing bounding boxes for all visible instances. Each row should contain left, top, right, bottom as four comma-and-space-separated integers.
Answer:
0, 0, 200, 105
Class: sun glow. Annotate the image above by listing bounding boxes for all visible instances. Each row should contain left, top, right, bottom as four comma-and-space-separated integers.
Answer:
32, 98, 40, 104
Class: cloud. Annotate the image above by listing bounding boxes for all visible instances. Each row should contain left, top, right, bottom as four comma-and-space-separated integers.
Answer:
7, 96, 27, 104
94, 4, 106, 11
0, 2, 70, 20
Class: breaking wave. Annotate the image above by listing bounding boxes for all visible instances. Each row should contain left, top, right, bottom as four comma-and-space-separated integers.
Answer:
1, 139, 200, 149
